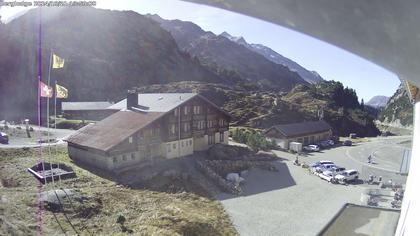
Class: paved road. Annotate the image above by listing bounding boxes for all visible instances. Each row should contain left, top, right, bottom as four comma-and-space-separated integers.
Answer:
219, 136, 410, 236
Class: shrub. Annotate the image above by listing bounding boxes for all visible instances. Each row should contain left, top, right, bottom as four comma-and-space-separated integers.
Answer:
232, 128, 275, 152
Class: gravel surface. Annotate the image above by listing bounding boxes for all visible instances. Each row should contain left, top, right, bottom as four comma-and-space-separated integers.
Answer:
218, 136, 410, 236
0, 125, 74, 148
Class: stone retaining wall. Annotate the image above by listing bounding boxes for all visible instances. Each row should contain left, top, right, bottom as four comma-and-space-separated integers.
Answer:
195, 160, 241, 195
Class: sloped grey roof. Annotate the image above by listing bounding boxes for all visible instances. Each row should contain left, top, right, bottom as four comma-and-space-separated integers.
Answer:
62, 102, 113, 111
65, 110, 163, 152
107, 93, 197, 112
268, 120, 332, 138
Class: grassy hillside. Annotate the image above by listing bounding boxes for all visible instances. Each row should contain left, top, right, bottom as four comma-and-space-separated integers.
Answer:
0, 148, 237, 235
136, 80, 380, 137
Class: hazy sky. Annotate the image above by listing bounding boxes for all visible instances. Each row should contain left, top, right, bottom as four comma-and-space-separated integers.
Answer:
0, 0, 401, 101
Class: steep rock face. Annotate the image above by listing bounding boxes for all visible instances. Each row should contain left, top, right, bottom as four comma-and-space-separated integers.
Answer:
220, 31, 324, 84
0, 7, 222, 120
379, 83, 413, 127
366, 95, 389, 108
149, 15, 308, 91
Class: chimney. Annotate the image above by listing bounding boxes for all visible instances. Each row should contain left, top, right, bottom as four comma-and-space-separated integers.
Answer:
127, 90, 138, 110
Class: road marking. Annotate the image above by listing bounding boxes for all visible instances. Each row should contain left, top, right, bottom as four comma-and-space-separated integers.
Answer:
345, 149, 399, 173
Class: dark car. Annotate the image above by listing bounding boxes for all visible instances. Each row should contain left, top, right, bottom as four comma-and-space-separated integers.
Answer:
0, 132, 9, 144
343, 140, 352, 146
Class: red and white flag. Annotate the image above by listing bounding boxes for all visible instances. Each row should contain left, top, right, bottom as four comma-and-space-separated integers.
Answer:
39, 81, 53, 98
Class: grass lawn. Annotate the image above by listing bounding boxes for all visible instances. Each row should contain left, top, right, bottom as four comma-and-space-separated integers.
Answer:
0, 147, 237, 236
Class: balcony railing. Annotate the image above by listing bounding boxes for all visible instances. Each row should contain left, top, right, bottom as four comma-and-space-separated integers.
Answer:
192, 129, 205, 137
140, 136, 162, 145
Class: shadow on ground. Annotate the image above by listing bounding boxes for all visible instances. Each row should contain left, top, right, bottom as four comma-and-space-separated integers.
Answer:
218, 160, 296, 200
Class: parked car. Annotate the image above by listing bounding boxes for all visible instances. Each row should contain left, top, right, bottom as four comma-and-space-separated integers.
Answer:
343, 140, 352, 146
314, 163, 337, 173
335, 169, 359, 183
310, 160, 334, 173
319, 171, 335, 182
320, 163, 337, 171
323, 166, 346, 176
310, 160, 334, 168
303, 144, 320, 152
319, 141, 330, 149
0, 132, 9, 144
326, 140, 335, 146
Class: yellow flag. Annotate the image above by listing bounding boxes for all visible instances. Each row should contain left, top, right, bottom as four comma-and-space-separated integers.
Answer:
56, 84, 68, 99
53, 54, 65, 69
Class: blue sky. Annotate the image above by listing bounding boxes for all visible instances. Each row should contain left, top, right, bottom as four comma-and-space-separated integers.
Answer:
0, 0, 401, 101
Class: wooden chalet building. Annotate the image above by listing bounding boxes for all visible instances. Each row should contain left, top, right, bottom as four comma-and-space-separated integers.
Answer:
65, 91, 231, 171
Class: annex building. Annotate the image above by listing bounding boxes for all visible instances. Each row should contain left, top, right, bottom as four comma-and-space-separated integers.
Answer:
264, 120, 333, 149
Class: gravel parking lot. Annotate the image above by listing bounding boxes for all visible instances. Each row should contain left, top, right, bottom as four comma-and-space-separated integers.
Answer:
220, 136, 410, 236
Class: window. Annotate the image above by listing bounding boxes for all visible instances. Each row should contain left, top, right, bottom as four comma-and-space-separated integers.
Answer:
189, 140, 193, 146
173, 143, 176, 149
184, 122, 190, 132
170, 124, 176, 135
181, 141, 184, 147
113, 157, 117, 163
196, 120, 205, 130
128, 136, 133, 143
131, 153, 136, 160
167, 144, 171, 153
174, 108, 179, 116
184, 106, 189, 115
220, 132, 224, 142
122, 155, 127, 161
193, 105, 201, 115
208, 133, 215, 145
145, 148, 151, 158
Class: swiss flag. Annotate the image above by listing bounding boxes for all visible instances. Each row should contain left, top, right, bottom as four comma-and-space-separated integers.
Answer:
39, 81, 53, 98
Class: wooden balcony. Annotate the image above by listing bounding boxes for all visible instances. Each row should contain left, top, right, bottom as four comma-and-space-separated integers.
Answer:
207, 127, 217, 133
181, 132, 193, 139
218, 127, 229, 132
181, 115, 193, 122
192, 129, 205, 137
140, 136, 162, 145
192, 114, 206, 120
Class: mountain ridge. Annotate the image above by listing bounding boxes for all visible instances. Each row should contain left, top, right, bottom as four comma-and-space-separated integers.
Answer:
0, 7, 224, 120
366, 95, 389, 108
218, 31, 324, 84
148, 14, 310, 90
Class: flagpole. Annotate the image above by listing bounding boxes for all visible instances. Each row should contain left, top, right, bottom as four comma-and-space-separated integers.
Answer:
54, 80, 62, 183
47, 49, 55, 187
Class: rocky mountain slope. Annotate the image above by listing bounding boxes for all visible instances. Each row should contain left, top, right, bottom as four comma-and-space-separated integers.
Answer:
135, 80, 379, 137
220, 31, 324, 84
378, 83, 413, 127
148, 14, 309, 91
0, 7, 223, 121
366, 95, 389, 108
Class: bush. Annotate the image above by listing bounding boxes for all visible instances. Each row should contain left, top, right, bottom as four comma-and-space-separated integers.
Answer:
232, 128, 276, 152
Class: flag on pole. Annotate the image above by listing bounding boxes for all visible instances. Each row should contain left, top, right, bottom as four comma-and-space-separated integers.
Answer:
55, 83, 68, 99
39, 81, 53, 98
52, 54, 65, 69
